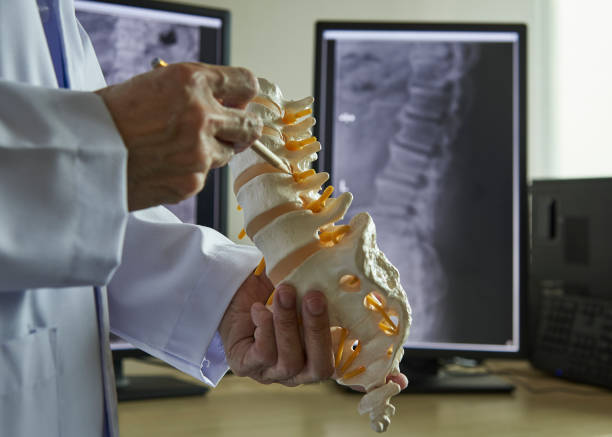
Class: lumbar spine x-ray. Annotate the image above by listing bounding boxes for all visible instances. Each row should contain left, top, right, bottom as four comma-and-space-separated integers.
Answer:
335, 42, 480, 341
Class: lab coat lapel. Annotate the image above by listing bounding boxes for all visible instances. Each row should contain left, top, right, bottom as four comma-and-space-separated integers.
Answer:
58, 0, 107, 91
0, 0, 58, 87
0, 1, 118, 435
58, 6, 119, 435
95, 286, 120, 437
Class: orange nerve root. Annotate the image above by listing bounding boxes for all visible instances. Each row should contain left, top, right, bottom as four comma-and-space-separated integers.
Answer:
365, 294, 398, 335
254, 257, 266, 276
293, 169, 316, 183
305, 186, 334, 213
342, 365, 366, 380
319, 225, 351, 245
339, 274, 361, 291
285, 136, 316, 151
282, 108, 313, 125
266, 289, 275, 306
340, 342, 362, 374
335, 328, 349, 368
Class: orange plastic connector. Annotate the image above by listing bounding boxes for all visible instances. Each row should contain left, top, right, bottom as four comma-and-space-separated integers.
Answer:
237, 204, 242, 211
282, 108, 312, 125
293, 169, 316, 183
319, 225, 351, 245
335, 328, 349, 368
342, 365, 366, 380
238, 228, 246, 239
266, 289, 275, 306
339, 274, 361, 292
379, 318, 398, 336
386, 345, 394, 357
305, 186, 334, 213
365, 293, 398, 335
285, 136, 316, 151
340, 341, 362, 374
378, 313, 398, 335
254, 257, 266, 276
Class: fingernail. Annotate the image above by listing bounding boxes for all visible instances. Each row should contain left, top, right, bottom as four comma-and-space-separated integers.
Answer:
277, 287, 295, 310
306, 294, 326, 316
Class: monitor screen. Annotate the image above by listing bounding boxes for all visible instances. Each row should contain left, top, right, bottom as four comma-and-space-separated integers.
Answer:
315, 23, 527, 358
75, 0, 230, 357
75, 0, 229, 230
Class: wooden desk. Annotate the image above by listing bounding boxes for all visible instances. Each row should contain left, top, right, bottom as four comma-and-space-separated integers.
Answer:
118, 359, 612, 437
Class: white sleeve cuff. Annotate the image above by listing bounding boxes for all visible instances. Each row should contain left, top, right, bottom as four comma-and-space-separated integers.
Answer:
200, 331, 230, 386
108, 207, 262, 386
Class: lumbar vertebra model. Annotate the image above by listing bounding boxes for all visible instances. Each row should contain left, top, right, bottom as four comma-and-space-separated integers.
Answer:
229, 78, 411, 433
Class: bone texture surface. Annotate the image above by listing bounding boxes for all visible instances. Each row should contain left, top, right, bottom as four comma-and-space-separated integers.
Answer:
229, 78, 411, 433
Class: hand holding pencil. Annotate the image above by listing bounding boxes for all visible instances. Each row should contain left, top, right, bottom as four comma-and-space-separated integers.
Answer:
152, 58, 291, 174
95, 60, 263, 211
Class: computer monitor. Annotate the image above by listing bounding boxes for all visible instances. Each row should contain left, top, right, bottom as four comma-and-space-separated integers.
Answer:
75, 0, 231, 399
315, 22, 527, 391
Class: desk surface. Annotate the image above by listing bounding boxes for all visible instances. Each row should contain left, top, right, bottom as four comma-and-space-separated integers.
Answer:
118, 359, 612, 437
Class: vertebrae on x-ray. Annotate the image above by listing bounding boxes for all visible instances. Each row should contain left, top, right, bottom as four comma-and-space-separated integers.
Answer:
229, 78, 411, 433
340, 42, 479, 341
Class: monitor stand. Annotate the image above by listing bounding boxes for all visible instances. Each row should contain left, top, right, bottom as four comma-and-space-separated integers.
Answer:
400, 358, 515, 394
114, 355, 208, 401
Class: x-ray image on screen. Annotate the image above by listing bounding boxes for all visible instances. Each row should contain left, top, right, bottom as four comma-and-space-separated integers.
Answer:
76, 12, 200, 85
329, 37, 516, 346
76, 2, 222, 224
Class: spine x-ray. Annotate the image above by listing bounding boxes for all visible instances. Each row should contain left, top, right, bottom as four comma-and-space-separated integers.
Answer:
332, 40, 515, 345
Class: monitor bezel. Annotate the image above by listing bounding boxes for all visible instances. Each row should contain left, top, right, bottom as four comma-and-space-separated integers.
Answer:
314, 21, 528, 359
76, 0, 231, 234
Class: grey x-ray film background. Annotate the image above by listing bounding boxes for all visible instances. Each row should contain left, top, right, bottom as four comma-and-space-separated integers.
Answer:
76, 3, 219, 225
329, 38, 515, 347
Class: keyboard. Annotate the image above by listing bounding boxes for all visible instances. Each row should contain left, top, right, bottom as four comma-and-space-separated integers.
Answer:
531, 289, 612, 389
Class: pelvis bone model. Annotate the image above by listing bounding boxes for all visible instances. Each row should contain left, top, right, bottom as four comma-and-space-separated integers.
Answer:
229, 78, 412, 433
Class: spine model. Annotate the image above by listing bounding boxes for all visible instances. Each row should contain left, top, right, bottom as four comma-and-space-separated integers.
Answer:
229, 78, 412, 433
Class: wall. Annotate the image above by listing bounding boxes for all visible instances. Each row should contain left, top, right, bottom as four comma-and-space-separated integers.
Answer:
168, 0, 553, 241
550, 0, 612, 178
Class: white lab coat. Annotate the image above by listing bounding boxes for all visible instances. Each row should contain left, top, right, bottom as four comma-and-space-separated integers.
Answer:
0, 1, 261, 436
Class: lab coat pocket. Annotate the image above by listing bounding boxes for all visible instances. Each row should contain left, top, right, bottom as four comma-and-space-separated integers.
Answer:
0, 327, 61, 437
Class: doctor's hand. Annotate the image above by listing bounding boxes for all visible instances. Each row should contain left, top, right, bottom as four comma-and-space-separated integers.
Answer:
95, 62, 263, 211
218, 273, 334, 386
